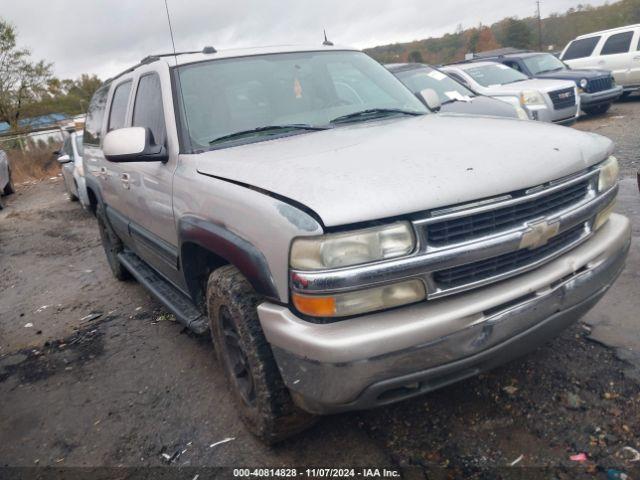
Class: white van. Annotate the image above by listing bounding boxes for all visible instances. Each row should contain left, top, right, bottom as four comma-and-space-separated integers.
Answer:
560, 24, 640, 96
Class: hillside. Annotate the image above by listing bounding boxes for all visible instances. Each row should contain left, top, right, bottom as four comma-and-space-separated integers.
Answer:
365, 0, 640, 65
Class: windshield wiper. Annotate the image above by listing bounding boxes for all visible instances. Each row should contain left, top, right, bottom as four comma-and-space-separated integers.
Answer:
209, 124, 328, 145
329, 108, 423, 124
537, 67, 564, 74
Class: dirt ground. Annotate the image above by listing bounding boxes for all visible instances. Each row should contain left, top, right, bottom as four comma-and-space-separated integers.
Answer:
1, 97, 640, 477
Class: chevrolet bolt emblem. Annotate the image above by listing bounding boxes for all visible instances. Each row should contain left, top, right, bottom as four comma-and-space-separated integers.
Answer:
520, 219, 560, 250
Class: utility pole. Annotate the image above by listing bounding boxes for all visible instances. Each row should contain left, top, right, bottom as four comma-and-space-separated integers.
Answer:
536, 0, 543, 50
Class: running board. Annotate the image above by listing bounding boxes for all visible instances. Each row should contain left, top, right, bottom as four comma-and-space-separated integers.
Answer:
118, 250, 209, 334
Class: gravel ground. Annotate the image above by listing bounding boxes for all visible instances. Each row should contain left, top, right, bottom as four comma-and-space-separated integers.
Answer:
1, 97, 640, 477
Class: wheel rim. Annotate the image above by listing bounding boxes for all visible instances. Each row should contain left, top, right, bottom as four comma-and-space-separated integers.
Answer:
219, 306, 255, 405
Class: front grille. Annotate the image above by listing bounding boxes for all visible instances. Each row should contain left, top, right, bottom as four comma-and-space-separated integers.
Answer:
426, 180, 589, 246
587, 77, 612, 93
433, 224, 584, 288
549, 87, 576, 109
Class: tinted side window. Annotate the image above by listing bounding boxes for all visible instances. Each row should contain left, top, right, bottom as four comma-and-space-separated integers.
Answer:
504, 61, 522, 72
83, 85, 109, 146
132, 74, 166, 146
601, 31, 633, 55
108, 81, 132, 131
562, 37, 600, 60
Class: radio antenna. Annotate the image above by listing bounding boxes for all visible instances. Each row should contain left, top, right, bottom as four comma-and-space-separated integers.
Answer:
164, 0, 178, 61
323, 29, 334, 46
163, 0, 191, 148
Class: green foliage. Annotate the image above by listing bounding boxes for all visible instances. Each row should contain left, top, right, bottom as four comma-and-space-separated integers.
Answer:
0, 16, 102, 132
366, 0, 640, 65
408, 50, 424, 63
22, 73, 102, 119
0, 18, 53, 128
500, 18, 533, 49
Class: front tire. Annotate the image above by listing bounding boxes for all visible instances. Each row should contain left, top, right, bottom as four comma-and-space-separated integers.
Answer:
583, 103, 611, 116
206, 265, 316, 443
96, 203, 131, 281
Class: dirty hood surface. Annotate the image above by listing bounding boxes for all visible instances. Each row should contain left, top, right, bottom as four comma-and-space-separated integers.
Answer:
196, 114, 612, 227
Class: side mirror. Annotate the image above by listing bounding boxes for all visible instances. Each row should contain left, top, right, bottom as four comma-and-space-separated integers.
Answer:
417, 88, 442, 112
103, 127, 167, 163
57, 154, 72, 164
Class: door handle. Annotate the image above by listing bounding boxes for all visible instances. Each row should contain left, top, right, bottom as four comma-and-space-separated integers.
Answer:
633, 55, 640, 61
121, 173, 131, 190
597, 60, 605, 65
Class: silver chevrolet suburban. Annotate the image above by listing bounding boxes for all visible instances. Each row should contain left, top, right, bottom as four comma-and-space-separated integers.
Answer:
83, 45, 630, 443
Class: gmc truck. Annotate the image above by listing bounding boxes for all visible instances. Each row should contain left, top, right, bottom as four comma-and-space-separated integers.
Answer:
82, 45, 630, 443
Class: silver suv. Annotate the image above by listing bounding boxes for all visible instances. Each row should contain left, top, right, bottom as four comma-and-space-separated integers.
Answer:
83, 45, 630, 443
442, 61, 580, 125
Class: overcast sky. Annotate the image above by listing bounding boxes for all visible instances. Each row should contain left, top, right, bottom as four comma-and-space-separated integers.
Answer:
6, 0, 608, 80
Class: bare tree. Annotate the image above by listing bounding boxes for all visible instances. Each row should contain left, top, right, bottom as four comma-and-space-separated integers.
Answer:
0, 18, 52, 130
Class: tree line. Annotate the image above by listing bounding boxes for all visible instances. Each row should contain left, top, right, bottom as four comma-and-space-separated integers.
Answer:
0, 18, 100, 132
366, 0, 640, 64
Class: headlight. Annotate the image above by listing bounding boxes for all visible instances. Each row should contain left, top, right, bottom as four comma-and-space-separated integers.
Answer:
290, 222, 415, 270
292, 279, 426, 317
514, 105, 530, 120
579, 78, 588, 89
519, 90, 545, 106
598, 156, 619, 192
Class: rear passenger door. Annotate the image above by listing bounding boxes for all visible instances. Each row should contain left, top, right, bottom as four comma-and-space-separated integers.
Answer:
595, 30, 635, 85
101, 80, 134, 240
123, 71, 181, 286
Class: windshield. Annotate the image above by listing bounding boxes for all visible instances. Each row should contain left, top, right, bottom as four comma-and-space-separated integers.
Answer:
522, 54, 566, 75
464, 64, 529, 87
395, 66, 475, 103
177, 50, 427, 150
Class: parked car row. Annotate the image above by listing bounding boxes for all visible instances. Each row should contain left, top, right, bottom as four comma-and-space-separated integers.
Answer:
385, 24, 640, 123
469, 49, 623, 115
71, 42, 629, 443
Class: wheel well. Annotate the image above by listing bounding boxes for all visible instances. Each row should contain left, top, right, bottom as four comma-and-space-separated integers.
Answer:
181, 242, 229, 309
86, 186, 98, 215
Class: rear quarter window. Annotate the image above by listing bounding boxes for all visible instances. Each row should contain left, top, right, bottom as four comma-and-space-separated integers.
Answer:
108, 81, 133, 131
601, 31, 634, 55
562, 36, 600, 60
83, 85, 109, 146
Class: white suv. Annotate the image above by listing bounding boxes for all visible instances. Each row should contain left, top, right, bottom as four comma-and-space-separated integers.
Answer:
560, 24, 640, 96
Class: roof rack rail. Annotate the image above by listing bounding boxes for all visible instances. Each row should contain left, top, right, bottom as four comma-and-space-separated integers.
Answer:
140, 47, 216, 64
107, 46, 218, 82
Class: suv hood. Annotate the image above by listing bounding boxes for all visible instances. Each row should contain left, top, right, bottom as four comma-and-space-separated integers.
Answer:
196, 115, 612, 227
535, 68, 611, 81
483, 77, 576, 94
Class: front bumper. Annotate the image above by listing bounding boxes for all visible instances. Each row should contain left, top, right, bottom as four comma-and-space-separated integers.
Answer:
526, 103, 578, 125
259, 214, 630, 414
580, 85, 623, 108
